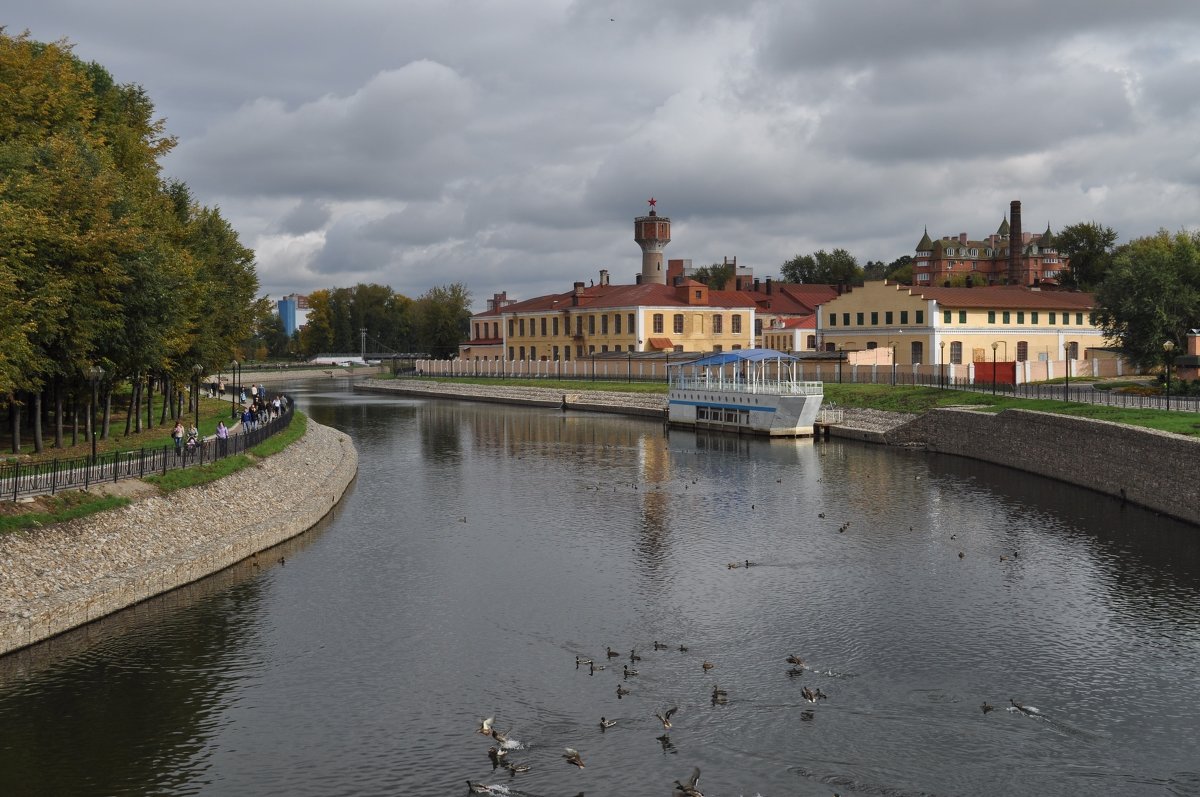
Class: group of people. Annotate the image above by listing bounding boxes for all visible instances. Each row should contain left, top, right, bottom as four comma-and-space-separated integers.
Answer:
173, 381, 289, 458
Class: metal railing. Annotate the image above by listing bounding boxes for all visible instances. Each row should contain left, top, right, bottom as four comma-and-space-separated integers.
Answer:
2, 400, 294, 502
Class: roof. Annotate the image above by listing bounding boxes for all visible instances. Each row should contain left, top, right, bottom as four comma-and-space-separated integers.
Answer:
901, 284, 1094, 310
492, 282, 759, 314
669, 348, 800, 369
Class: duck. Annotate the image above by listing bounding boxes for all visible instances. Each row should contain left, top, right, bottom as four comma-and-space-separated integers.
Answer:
702, 660, 715, 671
744, 559, 754, 567
501, 760, 530, 774
654, 640, 667, 650
711, 685, 727, 698
727, 562, 741, 569
606, 646, 621, 658
656, 706, 679, 729
487, 746, 505, 768
674, 766, 704, 797
1010, 698, 1033, 715
623, 664, 639, 678
785, 654, 805, 666
599, 716, 616, 729
575, 656, 593, 668
801, 686, 828, 702
630, 649, 642, 662
476, 716, 494, 735
616, 684, 631, 698
678, 644, 689, 652
563, 747, 585, 768
981, 701, 995, 714
787, 666, 805, 677
466, 781, 491, 794
589, 661, 605, 673
958, 551, 965, 559
490, 728, 510, 745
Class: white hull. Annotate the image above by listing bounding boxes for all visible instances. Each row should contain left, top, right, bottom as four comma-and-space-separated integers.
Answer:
668, 385, 824, 437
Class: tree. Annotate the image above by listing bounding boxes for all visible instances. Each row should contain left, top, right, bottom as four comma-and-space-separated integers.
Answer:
780, 249, 863, 285
1056, 222, 1118, 290
862, 260, 888, 281
885, 255, 913, 285
414, 283, 472, 358
1093, 230, 1200, 369
690, 262, 734, 290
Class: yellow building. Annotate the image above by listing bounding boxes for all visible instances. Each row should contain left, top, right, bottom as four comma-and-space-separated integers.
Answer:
818, 281, 1103, 365
463, 271, 757, 362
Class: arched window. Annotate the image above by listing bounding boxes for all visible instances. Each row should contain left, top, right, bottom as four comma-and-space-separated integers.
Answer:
950, 341, 963, 364
673, 314, 684, 334
1016, 341, 1028, 362
911, 341, 923, 364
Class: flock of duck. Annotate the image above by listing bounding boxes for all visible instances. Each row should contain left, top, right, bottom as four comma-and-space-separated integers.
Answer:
465, 641, 839, 796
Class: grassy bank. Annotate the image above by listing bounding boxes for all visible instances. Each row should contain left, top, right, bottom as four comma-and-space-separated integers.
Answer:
403, 376, 1200, 437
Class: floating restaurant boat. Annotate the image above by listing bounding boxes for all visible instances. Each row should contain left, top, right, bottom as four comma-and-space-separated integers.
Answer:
666, 348, 824, 437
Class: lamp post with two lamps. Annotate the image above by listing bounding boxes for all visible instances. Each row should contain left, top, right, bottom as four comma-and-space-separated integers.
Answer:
87, 365, 104, 463
1164, 340, 1176, 411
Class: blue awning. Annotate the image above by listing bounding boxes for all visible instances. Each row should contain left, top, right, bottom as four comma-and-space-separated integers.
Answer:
668, 348, 799, 369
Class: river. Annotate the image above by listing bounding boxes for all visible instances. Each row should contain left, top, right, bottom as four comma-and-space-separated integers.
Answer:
1, 379, 1198, 796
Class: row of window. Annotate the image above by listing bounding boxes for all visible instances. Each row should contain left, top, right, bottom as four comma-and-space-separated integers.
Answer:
828, 309, 926, 327
501, 312, 745, 338
980, 310, 1088, 326
696, 406, 751, 425
506, 343, 704, 360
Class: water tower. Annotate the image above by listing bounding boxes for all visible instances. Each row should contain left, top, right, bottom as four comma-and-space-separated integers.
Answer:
634, 198, 671, 285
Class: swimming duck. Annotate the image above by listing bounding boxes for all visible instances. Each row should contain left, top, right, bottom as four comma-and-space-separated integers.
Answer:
623, 664, 639, 678
575, 656, 592, 668
678, 644, 689, 652
674, 766, 704, 797
711, 685, 727, 698
727, 562, 741, 569
599, 716, 616, 729
466, 781, 491, 794
563, 747, 585, 768
589, 661, 605, 673
958, 551, 965, 559
1010, 698, 1032, 715
785, 654, 804, 666
501, 760, 530, 774
654, 640, 667, 650
616, 684, 631, 698
656, 706, 679, 729
981, 701, 994, 714
787, 666, 805, 677
606, 647, 621, 658
487, 746, 505, 768
630, 649, 641, 662
801, 686, 828, 702
702, 660, 715, 671
744, 559, 754, 567
477, 716, 494, 735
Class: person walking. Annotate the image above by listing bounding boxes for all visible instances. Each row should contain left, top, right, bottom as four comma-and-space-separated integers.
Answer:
172, 420, 185, 456
216, 420, 229, 457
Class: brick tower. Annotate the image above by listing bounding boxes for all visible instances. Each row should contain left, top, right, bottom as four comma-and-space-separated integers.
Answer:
634, 198, 671, 285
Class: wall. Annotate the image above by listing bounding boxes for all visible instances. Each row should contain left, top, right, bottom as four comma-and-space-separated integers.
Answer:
884, 408, 1200, 526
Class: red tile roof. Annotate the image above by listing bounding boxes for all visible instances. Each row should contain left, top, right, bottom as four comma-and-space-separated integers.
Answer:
902, 284, 1094, 309
648, 337, 674, 349
491, 282, 759, 313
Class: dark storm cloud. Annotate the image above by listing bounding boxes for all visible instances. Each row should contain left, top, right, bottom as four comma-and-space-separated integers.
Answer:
279, 200, 332, 235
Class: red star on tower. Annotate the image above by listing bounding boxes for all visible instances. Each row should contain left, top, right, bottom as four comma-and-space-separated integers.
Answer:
648, 197, 657, 207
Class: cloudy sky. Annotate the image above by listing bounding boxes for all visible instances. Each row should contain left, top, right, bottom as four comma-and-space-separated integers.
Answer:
8, 1, 1200, 309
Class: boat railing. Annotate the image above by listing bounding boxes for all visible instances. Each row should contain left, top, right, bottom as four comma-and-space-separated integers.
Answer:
669, 377, 824, 396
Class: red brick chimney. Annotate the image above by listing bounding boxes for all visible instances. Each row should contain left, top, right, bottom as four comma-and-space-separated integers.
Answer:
1008, 200, 1022, 284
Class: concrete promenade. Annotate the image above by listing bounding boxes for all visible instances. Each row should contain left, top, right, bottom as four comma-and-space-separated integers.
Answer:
0, 419, 358, 657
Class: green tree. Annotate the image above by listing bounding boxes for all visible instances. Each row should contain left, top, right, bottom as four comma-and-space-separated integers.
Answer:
414, 283, 472, 358
780, 248, 863, 285
690, 262, 735, 290
1056, 222, 1118, 290
886, 255, 914, 285
862, 260, 888, 280
1094, 230, 1200, 369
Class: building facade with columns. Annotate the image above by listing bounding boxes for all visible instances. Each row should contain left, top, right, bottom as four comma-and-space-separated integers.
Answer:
817, 281, 1104, 366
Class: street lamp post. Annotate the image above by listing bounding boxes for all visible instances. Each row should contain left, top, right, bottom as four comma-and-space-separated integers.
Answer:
1063, 343, 1070, 403
1164, 340, 1176, 411
991, 342, 998, 395
192, 364, 203, 429
890, 343, 897, 386
837, 345, 843, 383
939, 341, 945, 389
230, 360, 239, 419
87, 365, 104, 463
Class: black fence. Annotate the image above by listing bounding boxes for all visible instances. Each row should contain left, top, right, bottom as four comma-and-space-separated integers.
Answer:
2, 400, 294, 502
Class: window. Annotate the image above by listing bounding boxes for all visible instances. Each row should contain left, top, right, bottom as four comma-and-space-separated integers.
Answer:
754, 318, 763, 335
916, 310, 924, 324
1062, 313, 1069, 325
565, 347, 571, 360
713, 314, 723, 333
673, 314, 684, 334
867, 341, 877, 349
588, 315, 596, 334
807, 335, 817, 349
576, 316, 583, 335
1016, 341, 1028, 361
628, 313, 635, 333
950, 341, 963, 364
855, 312, 863, 325
601, 345, 608, 353
732, 315, 741, 333
553, 346, 559, 360
519, 318, 525, 336
1030, 312, 1038, 325
653, 314, 664, 333
911, 341, 923, 364
871, 311, 879, 325
508, 346, 514, 359
552, 317, 559, 336
988, 311, 996, 324
601, 315, 608, 334
1076, 313, 1083, 325
900, 311, 909, 324
518, 346, 525, 359
712, 344, 723, 353
614, 314, 622, 334
695, 290, 702, 300
493, 322, 499, 338
1002, 311, 1011, 324
530, 346, 537, 360
829, 314, 837, 327
588, 345, 595, 354
959, 311, 966, 323
1049, 311, 1056, 325
1017, 311, 1024, 324
540, 317, 547, 336
508, 319, 515, 336
885, 311, 893, 325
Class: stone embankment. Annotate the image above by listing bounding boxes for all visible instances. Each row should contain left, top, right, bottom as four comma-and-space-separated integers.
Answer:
0, 419, 358, 657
